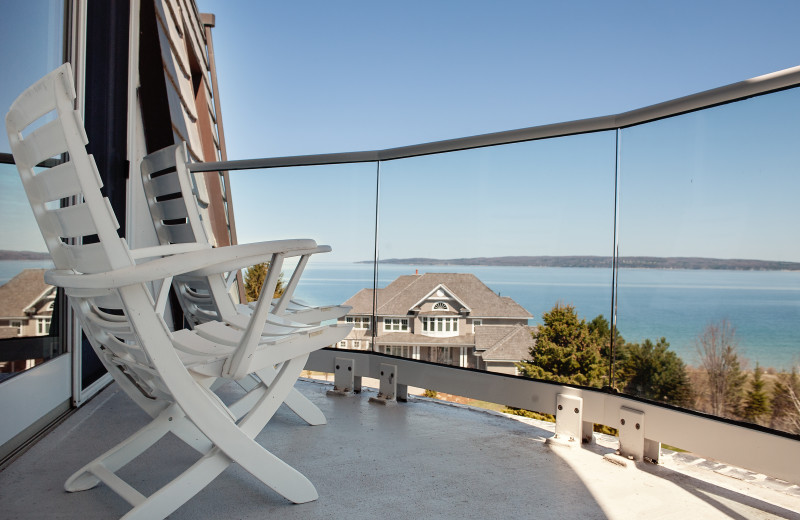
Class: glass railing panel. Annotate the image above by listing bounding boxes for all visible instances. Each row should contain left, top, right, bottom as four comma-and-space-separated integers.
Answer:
227, 162, 379, 355
0, 0, 65, 155
374, 132, 617, 401
0, 163, 61, 381
616, 86, 800, 433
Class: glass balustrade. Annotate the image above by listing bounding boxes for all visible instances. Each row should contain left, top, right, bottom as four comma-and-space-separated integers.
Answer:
615, 86, 800, 434
373, 132, 617, 388
226, 161, 379, 354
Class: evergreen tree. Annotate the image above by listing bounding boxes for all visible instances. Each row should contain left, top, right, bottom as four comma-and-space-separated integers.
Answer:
518, 303, 604, 387
616, 337, 692, 406
243, 263, 285, 302
742, 362, 771, 424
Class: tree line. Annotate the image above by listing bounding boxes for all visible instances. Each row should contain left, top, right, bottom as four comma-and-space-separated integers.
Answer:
516, 303, 800, 434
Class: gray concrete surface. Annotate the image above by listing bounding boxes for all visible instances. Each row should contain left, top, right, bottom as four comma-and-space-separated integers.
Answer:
1, 379, 798, 519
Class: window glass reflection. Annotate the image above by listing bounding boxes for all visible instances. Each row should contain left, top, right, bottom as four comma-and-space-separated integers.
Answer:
0, 0, 64, 155
0, 164, 60, 380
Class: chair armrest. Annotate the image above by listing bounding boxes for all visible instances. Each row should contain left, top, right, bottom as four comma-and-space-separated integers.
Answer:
129, 242, 211, 260
44, 239, 318, 289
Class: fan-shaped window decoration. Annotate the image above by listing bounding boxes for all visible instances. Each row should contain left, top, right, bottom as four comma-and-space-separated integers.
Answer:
433, 302, 448, 310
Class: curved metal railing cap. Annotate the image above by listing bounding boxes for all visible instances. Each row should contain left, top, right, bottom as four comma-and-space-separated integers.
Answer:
189, 64, 800, 172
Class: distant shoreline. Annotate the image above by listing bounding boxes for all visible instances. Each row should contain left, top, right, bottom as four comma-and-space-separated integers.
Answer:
359, 256, 800, 271
0, 250, 51, 261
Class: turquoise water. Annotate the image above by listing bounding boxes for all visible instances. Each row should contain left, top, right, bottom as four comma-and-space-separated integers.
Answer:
293, 262, 800, 371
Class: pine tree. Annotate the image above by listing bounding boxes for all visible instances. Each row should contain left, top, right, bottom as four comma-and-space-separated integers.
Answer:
616, 338, 692, 406
742, 363, 770, 424
518, 303, 604, 387
243, 263, 285, 302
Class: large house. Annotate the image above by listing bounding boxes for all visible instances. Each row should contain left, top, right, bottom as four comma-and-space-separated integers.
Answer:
337, 272, 536, 375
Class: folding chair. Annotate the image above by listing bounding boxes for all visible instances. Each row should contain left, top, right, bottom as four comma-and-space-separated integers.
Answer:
6, 63, 351, 519
140, 143, 349, 425
141, 142, 348, 329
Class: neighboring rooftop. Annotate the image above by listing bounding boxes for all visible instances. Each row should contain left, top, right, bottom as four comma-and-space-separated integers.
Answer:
344, 272, 533, 319
1, 379, 798, 519
475, 324, 538, 362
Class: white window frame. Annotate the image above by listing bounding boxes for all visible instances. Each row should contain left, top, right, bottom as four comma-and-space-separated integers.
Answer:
432, 302, 448, 310
421, 316, 459, 337
383, 318, 408, 332
37, 318, 51, 336
10, 320, 22, 335
472, 319, 482, 332
346, 316, 371, 329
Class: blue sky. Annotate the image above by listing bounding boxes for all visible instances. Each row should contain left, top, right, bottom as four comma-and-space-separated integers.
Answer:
198, 1, 800, 262
2, 1, 799, 262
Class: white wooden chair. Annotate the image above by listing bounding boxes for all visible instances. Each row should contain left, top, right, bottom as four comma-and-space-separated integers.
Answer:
6, 63, 351, 519
141, 143, 348, 329
140, 143, 349, 425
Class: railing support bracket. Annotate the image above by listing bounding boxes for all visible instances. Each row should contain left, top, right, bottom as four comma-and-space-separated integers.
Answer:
327, 357, 356, 397
369, 363, 398, 406
546, 394, 583, 448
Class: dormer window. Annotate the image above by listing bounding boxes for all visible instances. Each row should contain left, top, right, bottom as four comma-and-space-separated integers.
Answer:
432, 302, 448, 311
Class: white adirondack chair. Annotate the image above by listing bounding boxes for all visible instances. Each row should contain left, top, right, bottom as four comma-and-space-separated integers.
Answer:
140, 143, 349, 425
5, 63, 351, 519
141, 143, 348, 329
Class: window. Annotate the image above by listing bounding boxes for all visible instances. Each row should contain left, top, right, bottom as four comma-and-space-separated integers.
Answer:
10, 320, 22, 335
352, 340, 361, 349
37, 318, 51, 335
338, 340, 347, 349
472, 319, 482, 332
433, 302, 448, 310
385, 345, 412, 358
383, 318, 408, 331
345, 316, 371, 329
421, 317, 459, 335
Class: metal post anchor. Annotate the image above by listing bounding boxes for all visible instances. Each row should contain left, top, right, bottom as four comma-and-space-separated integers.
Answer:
327, 357, 356, 397
546, 394, 583, 447
369, 363, 398, 406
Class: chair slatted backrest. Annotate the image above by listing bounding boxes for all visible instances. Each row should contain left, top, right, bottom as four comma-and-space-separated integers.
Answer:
6, 63, 169, 401
141, 143, 237, 326
6, 65, 132, 274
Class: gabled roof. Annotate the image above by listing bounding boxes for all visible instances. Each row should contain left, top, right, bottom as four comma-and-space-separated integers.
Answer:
343, 273, 532, 319
475, 324, 537, 362
409, 283, 471, 313
0, 269, 55, 318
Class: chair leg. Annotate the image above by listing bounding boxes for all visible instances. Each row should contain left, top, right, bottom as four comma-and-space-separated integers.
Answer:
65, 405, 179, 493
120, 448, 232, 520
227, 367, 327, 426
183, 354, 319, 504
256, 365, 327, 426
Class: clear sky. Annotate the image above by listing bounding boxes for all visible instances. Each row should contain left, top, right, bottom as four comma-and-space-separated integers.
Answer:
2, 1, 799, 262
196, 0, 800, 262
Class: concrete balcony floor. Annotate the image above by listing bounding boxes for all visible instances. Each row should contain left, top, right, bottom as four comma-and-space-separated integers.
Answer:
1, 378, 799, 520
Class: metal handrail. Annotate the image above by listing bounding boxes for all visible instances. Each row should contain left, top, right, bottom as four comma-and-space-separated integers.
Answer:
189, 65, 800, 172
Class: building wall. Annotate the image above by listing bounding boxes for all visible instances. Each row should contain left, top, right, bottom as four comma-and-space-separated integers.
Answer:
485, 361, 519, 376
